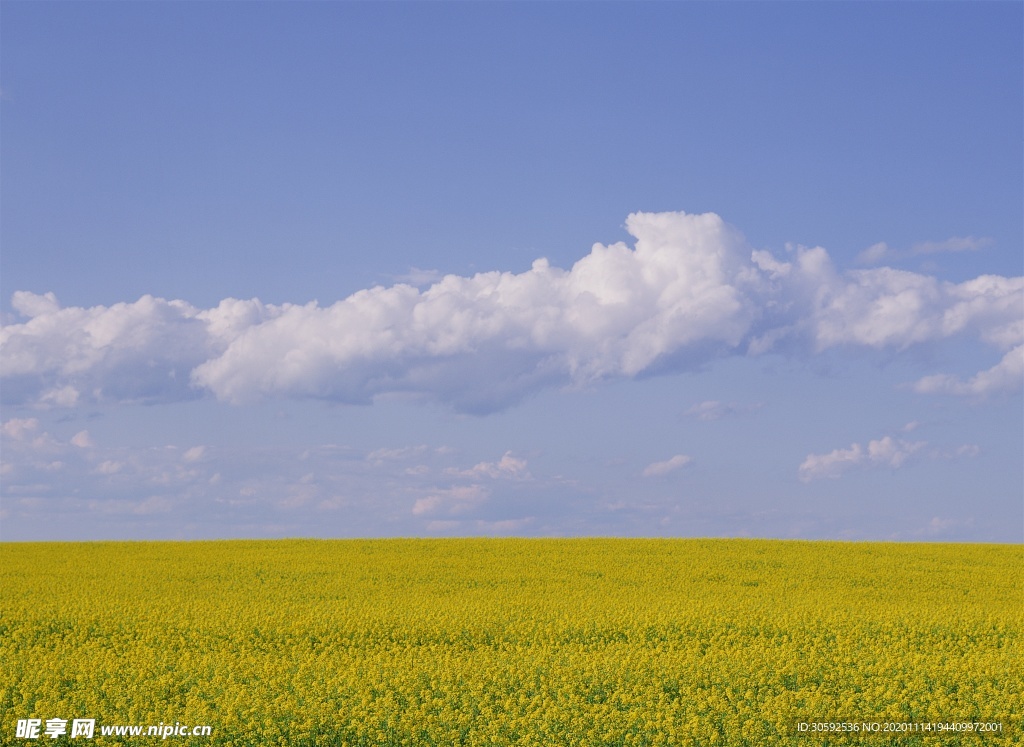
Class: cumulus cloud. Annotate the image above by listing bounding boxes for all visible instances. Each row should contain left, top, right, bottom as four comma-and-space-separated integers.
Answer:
1, 293, 216, 406
642, 454, 692, 477
2, 211, 1020, 413
809, 269, 1023, 352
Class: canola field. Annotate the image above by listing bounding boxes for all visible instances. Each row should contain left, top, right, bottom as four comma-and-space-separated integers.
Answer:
1, 539, 1021, 746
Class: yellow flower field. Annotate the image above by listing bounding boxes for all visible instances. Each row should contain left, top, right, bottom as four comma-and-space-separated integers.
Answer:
0, 539, 1020, 746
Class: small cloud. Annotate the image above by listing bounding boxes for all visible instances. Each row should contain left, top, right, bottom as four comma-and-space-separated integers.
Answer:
95, 460, 124, 475
475, 517, 535, 534
182, 446, 206, 462
2, 418, 40, 440
901, 421, 920, 433
70, 430, 94, 448
317, 495, 348, 511
856, 242, 891, 265
891, 515, 976, 540
858, 236, 992, 265
910, 236, 992, 256
866, 435, 924, 468
683, 400, 761, 421
932, 443, 980, 460
40, 385, 80, 408
11, 290, 60, 318
798, 434, 928, 482
921, 516, 958, 535
392, 267, 444, 287
412, 484, 489, 516
799, 443, 864, 481
87, 496, 172, 515
412, 495, 442, 516
913, 345, 1024, 397
684, 400, 732, 421
279, 480, 318, 509
366, 445, 429, 464
642, 454, 692, 477
446, 452, 529, 480
954, 444, 980, 458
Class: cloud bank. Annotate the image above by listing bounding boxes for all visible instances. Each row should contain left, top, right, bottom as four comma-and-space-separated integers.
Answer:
3, 211, 1021, 413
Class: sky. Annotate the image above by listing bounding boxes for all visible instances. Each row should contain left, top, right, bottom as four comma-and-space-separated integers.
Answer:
1, 2, 1021, 542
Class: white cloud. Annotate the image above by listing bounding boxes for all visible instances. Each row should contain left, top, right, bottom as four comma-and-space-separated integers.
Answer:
446, 452, 529, 479
857, 236, 992, 264
392, 267, 444, 287
865, 436, 925, 468
683, 400, 731, 421
366, 445, 429, 464
2, 212, 1020, 413
856, 242, 891, 265
911, 236, 992, 256
1, 418, 58, 451
890, 515, 977, 541
912, 345, 1024, 396
0, 293, 213, 406
11, 291, 60, 318
799, 434, 936, 481
70, 430, 94, 448
642, 454, 692, 477
809, 269, 1024, 352
412, 484, 489, 516
40, 385, 79, 407
189, 211, 756, 411
2, 418, 40, 440
95, 460, 124, 475
182, 446, 207, 462
799, 443, 864, 481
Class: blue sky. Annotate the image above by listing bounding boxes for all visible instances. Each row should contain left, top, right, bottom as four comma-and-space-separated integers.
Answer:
1, 2, 1021, 542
